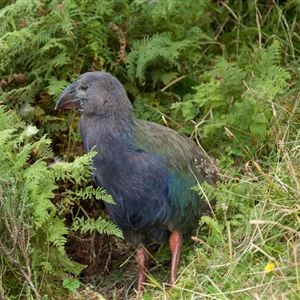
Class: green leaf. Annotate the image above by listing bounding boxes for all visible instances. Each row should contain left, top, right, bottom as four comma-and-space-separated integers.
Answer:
62, 278, 80, 293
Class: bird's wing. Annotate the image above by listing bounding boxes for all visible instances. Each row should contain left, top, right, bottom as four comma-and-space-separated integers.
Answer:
133, 119, 219, 227
133, 119, 219, 185
133, 120, 218, 227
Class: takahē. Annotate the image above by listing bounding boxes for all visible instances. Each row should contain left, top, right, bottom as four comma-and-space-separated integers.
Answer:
55, 72, 218, 293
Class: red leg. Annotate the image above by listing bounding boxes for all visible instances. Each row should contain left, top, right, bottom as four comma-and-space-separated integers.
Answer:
136, 245, 149, 294
169, 230, 183, 285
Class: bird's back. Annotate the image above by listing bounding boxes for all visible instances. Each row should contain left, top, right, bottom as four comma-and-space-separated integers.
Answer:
133, 119, 218, 184
132, 119, 218, 235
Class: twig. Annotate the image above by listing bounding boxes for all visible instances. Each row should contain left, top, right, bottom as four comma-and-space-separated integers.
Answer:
161, 75, 187, 92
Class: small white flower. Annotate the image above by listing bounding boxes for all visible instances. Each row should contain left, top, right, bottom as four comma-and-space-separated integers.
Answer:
221, 202, 228, 211
24, 125, 39, 137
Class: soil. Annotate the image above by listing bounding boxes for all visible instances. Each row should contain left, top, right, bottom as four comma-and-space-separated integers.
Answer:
66, 232, 138, 299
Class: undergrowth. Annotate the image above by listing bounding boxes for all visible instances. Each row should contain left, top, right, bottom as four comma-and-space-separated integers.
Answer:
0, 0, 299, 299
0, 107, 121, 298
144, 117, 300, 298
142, 38, 300, 300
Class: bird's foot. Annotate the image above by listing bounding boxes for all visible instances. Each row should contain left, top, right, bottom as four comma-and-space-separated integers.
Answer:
135, 245, 149, 295
168, 230, 183, 287
168, 275, 176, 286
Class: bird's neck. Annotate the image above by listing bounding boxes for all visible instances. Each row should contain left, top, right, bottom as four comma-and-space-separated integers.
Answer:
79, 108, 134, 154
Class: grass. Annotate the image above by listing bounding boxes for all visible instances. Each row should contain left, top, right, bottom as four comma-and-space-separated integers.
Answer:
1, 1, 300, 299
139, 94, 300, 299
71, 92, 299, 300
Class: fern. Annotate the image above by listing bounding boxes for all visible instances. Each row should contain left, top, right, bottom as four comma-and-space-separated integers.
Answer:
67, 186, 115, 204
24, 161, 56, 226
47, 77, 70, 98
0, 128, 15, 146
47, 217, 68, 254
52, 151, 96, 184
0, 0, 40, 35
0, 106, 121, 297
127, 33, 191, 83
72, 216, 123, 238
172, 41, 292, 160
0, 107, 65, 297
0, 0, 299, 298
31, 135, 54, 159
200, 215, 225, 246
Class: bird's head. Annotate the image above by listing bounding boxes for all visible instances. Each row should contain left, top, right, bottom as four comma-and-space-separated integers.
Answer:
55, 72, 131, 117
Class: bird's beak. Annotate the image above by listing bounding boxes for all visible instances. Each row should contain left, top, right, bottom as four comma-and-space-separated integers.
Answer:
55, 81, 82, 110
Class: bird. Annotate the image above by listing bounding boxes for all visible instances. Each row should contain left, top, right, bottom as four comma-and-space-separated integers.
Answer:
55, 71, 218, 293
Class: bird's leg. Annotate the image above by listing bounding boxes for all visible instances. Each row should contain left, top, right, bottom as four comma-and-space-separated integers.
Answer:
136, 245, 149, 294
169, 230, 183, 285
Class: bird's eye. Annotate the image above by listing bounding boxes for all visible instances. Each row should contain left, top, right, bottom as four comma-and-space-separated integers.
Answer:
80, 85, 88, 91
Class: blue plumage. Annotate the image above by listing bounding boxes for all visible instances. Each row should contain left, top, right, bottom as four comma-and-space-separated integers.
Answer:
56, 71, 218, 292
90, 136, 171, 244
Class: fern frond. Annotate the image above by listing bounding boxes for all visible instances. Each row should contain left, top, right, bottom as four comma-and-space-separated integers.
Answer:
52, 151, 96, 184
47, 77, 70, 97
32, 135, 54, 159
24, 161, 56, 226
0, 0, 40, 36
127, 33, 190, 83
0, 128, 15, 146
12, 143, 33, 171
47, 217, 68, 254
68, 186, 115, 204
72, 216, 123, 238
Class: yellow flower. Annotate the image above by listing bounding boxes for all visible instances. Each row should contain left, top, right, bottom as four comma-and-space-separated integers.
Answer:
264, 262, 275, 273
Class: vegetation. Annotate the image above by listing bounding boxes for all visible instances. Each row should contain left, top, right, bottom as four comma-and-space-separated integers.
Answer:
0, 0, 299, 298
